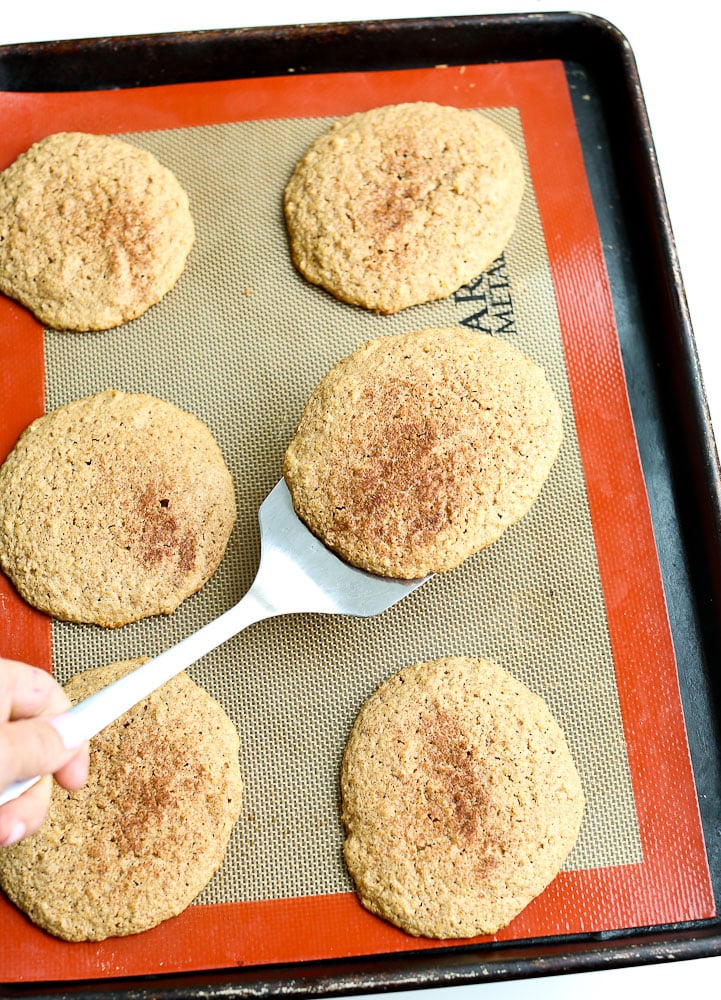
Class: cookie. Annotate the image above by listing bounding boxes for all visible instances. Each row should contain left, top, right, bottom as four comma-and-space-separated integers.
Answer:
341, 656, 585, 939
0, 389, 236, 627
0, 659, 242, 941
283, 328, 562, 578
284, 102, 524, 314
0, 131, 194, 331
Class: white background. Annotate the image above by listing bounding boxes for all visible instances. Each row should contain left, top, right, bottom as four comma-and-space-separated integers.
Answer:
1, 2, 719, 996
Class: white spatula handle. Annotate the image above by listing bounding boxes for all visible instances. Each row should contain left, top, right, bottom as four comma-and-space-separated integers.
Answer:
0, 587, 271, 808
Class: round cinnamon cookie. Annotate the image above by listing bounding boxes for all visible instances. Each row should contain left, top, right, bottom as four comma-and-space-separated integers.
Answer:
340, 657, 585, 939
283, 327, 562, 579
0, 131, 194, 331
0, 389, 236, 627
0, 660, 243, 941
284, 102, 524, 314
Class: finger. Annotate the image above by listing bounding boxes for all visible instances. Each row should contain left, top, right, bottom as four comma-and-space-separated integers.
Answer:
54, 744, 90, 792
0, 658, 70, 722
0, 774, 53, 847
0, 715, 76, 788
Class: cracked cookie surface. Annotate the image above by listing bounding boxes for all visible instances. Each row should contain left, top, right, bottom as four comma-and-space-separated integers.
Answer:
0, 660, 242, 941
0, 131, 194, 331
0, 389, 236, 627
284, 102, 524, 313
283, 327, 562, 579
341, 656, 584, 938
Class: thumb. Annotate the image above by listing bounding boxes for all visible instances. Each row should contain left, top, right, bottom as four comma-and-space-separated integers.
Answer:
0, 714, 78, 788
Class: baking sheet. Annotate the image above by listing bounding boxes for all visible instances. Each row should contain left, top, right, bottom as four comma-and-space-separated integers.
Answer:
0, 12, 720, 994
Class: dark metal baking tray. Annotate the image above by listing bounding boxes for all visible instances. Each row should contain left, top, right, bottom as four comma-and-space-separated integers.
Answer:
1, 11, 720, 996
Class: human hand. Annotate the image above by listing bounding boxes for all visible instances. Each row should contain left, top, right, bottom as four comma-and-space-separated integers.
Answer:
0, 657, 89, 847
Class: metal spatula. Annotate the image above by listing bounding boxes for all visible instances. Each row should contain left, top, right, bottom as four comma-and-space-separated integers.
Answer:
0, 479, 428, 807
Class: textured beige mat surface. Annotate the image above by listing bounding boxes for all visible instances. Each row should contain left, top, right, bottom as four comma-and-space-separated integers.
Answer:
46, 108, 640, 905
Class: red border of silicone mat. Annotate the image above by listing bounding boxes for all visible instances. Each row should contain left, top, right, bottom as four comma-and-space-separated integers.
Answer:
0, 60, 714, 983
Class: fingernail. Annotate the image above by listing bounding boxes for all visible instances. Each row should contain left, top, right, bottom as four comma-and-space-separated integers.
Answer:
49, 714, 81, 751
1, 821, 26, 848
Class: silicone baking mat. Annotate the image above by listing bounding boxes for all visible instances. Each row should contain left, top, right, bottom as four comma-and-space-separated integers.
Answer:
0, 59, 714, 984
